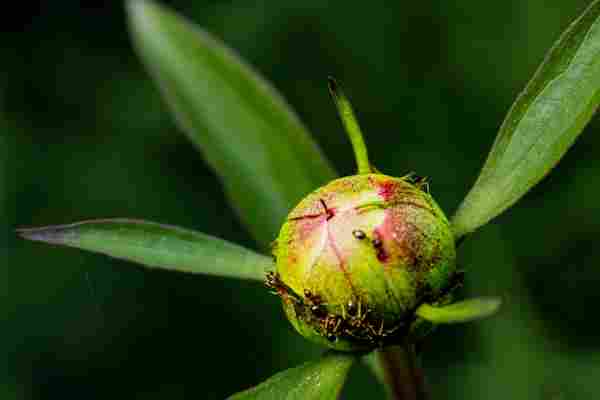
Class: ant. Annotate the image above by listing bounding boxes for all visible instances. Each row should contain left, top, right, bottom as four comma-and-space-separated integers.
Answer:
352, 229, 366, 240
265, 271, 298, 302
304, 289, 327, 318
406, 173, 430, 193
322, 315, 342, 342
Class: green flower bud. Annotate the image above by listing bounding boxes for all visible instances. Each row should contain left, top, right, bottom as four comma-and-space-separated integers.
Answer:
269, 173, 458, 351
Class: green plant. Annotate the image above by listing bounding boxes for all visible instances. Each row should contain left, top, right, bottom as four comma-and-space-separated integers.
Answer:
17, 0, 600, 398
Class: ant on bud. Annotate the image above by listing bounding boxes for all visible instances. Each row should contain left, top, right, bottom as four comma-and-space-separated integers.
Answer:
352, 229, 366, 240
304, 289, 327, 318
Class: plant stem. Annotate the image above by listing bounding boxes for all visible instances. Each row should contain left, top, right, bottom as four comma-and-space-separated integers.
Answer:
327, 77, 372, 174
376, 345, 428, 400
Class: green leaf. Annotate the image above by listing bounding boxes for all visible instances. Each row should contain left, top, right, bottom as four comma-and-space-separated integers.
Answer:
451, 0, 600, 239
17, 219, 273, 281
415, 297, 502, 324
228, 352, 357, 400
126, 0, 336, 247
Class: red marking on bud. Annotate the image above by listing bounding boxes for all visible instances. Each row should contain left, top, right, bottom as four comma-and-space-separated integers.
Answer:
377, 181, 396, 201
295, 217, 326, 242
319, 198, 336, 220
289, 213, 325, 221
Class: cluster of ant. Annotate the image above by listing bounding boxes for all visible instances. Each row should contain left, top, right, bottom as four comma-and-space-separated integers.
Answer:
266, 265, 465, 348
265, 271, 412, 348
351, 228, 388, 263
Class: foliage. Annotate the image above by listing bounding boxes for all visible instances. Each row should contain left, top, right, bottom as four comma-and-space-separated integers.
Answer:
15, 0, 600, 398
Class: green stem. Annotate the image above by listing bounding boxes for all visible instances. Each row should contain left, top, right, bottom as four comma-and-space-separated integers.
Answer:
328, 77, 372, 174
376, 345, 428, 400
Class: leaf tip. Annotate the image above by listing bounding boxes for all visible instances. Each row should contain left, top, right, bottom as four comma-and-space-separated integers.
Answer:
416, 296, 503, 324
482, 296, 503, 313
464, 296, 503, 319
327, 76, 339, 98
126, 0, 161, 30
125, 0, 146, 17
15, 225, 69, 246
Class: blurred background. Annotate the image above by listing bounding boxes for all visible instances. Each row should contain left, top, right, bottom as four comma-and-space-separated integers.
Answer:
2, 0, 600, 399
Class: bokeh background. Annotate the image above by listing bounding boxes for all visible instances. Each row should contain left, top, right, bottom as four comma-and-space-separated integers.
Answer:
3, 0, 600, 399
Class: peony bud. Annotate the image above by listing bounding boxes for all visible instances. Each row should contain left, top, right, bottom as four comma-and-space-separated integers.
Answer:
269, 173, 458, 351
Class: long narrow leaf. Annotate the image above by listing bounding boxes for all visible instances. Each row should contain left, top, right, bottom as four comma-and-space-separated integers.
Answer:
127, 0, 336, 247
452, 0, 600, 239
228, 352, 357, 400
17, 219, 273, 281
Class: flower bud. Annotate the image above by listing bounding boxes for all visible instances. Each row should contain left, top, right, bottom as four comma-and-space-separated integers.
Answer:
269, 173, 457, 351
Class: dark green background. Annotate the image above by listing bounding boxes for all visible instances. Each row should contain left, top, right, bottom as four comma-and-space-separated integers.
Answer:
3, 1, 600, 399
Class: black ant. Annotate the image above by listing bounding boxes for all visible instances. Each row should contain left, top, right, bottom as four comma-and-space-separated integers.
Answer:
407, 174, 430, 193
265, 271, 297, 301
304, 289, 327, 318
265, 271, 283, 292
352, 229, 366, 240
322, 315, 342, 339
